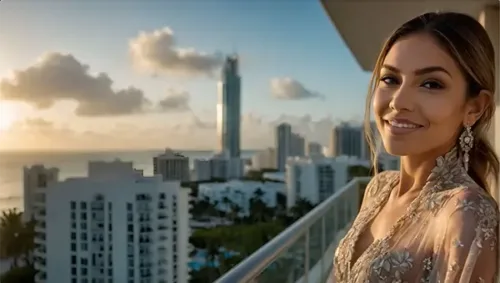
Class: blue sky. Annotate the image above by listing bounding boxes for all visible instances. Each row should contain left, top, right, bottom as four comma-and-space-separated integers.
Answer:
0, 0, 372, 150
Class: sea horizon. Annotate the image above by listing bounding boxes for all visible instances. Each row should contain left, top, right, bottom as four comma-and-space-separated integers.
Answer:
0, 149, 258, 212
0, 148, 263, 154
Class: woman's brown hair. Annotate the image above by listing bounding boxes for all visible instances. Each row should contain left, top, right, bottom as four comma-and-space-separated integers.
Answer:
364, 12, 499, 194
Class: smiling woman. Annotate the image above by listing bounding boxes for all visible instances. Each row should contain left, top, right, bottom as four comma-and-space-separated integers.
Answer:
0, 102, 17, 131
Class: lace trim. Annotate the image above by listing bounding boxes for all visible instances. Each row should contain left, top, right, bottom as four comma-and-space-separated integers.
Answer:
334, 146, 476, 281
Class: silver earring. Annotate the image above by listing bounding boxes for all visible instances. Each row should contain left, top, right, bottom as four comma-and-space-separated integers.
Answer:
459, 125, 474, 172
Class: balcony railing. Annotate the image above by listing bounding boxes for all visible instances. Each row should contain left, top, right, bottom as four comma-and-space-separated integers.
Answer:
215, 177, 370, 283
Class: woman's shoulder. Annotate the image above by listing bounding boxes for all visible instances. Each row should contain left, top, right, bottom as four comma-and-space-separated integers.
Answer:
438, 183, 499, 227
373, 170, 399, 181
365, 170, 399, 197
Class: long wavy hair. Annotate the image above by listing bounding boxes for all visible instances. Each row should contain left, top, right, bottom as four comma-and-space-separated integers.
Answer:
364, 12, 499, 195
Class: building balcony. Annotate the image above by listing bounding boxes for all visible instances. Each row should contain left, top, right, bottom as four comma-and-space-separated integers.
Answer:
215, 177, 370, 283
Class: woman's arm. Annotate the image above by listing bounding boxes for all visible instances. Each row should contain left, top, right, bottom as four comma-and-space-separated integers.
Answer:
431, 189, 498, 283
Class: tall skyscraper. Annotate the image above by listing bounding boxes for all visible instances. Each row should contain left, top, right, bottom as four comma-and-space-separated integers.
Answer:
217, 55, 241, 158
329, 123, 363, 158
275, 123, 306, 171
290, 133, 305, 157
276, 123, 292, 171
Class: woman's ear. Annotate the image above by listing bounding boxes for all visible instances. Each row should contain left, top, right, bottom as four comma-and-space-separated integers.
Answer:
464, 90, 491, 125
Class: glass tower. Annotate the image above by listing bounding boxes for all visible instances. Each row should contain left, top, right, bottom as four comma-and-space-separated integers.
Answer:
217, 55, 241, 158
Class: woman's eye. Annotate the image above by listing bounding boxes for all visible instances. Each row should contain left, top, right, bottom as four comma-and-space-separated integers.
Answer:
421, 80, 444, 90
380, 76, 398, 85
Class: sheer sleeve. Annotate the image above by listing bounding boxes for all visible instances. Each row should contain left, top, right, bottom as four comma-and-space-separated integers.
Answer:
431, 189, 499, 283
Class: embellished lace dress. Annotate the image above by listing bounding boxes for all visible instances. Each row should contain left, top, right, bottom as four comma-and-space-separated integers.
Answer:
332, 147, 499, 283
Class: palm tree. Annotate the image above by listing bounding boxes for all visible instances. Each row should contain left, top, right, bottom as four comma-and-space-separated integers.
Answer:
228, 203, 242, 222
347, 165, 371, 181
205, 242, 221, 281
221, 196, 232, 215
0, 209, 26, 267
253, 188, 265, 200
290, 198, 315, 220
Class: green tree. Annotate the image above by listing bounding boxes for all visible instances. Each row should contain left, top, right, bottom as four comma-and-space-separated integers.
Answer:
228, 202, 242, 223
0, 209, 37, 283
0, 265, 37, 283
0, 209, 26, 266
290, 198, 315, 220
347, 165, 371, 181
249, 189, 271, 223
189, 266, 218, 283
244, 168, 278, 181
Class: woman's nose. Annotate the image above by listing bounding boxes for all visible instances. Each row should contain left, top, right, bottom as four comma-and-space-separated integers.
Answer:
389, 86, 414, 112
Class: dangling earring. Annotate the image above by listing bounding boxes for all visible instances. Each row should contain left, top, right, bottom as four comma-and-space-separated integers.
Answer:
459, 124, 474, 172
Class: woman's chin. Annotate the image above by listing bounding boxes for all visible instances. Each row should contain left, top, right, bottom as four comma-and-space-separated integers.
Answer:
381, 141, 412, 156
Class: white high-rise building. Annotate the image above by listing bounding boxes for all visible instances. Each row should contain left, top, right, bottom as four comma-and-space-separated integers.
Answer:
28, 161, 191, 283
193, 152, 244, 181
153, 148, 190, 182
251, 147, 277, 170
285, 156, 370, 209
23, 165, 59, 222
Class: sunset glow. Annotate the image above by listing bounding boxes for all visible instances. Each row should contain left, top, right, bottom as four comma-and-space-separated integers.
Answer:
0, 102, 16, 131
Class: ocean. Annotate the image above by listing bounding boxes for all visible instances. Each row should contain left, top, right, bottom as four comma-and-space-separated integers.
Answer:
0, 149, 256, 212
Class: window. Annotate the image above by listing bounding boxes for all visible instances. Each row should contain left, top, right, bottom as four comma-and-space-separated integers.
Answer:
71, 201, 76, 209
80, 202, 86, 210
38, 174, 47, 188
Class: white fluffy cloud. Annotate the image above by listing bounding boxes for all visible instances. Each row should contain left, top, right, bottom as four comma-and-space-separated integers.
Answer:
0, 52, 196, 116
129, 27, 224, 78
0, 53, 152, 116
270, 77, 324, 100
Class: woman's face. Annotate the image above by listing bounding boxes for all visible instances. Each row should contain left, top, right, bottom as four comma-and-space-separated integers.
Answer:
373, 33, 468, 157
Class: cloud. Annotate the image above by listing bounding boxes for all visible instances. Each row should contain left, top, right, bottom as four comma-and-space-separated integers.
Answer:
130, 27, 224, 78
0, 53, 151, 116
158, 89, 190, 112
270, 77, 324, 100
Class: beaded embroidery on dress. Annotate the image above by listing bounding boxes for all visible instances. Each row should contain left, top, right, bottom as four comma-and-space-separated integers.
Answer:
332, 147, 499, 283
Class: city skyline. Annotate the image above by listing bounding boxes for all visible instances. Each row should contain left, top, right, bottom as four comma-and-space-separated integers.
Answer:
0, 1, 372, 151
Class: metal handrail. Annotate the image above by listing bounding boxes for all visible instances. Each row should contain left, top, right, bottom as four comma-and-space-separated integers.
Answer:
215, 176, 371, 283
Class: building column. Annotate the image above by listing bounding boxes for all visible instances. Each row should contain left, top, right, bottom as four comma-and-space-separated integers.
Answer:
478, 4, 500, 201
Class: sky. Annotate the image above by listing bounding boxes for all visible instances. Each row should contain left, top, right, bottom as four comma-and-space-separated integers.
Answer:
0, 0, 372, 151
